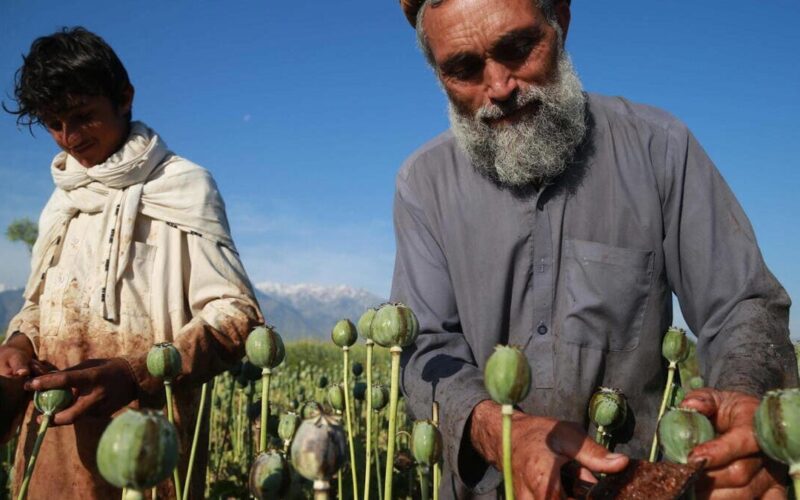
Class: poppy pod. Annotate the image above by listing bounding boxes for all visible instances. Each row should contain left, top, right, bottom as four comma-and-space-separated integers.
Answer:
249, 450, 290, 499
96, 409, 179, 490
412, 420, 443, 467
327, 384, 345, 412
246, 325, 285, 370
331, 319, 358, 348
662, 327, 691, 365
33, 389, 73, 416
588, 387, 627, 431
484, 345, 531, 406
371, 385, 389, 411
146, 342, 182, 381
657, 408, 714, 464
754, 389, 800, 474
371, 303, 420, 348
357, 307, 377, 341
278, 412, 301, 444
290, 414, 347, 482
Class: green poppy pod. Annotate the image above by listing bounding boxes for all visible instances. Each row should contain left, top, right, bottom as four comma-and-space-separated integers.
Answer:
688, 376, 705, 390
33, 388, 73, 416
249, 450, 290, 499
278, 413, 301, 444
588, 387, 627, 431
484, 345, 531, 406
96, 409, 179, 490
371, 385, 389, 411
302, 401, 323, 420
672, 385, 687, 406
370, 303, 420, 349
661, 327, 691, 365
411, 420, 443, 467
146, 342, 182, 381
754, 388, 800, 471
290, 414, 347, 482
317, 375, 329, 389
357, 308, 377, 341
327, 385, 345, 412
353, 381, 367, 402
245, 325, 285, 370
657, 407, 715, 464
331, 319, 358, 348
352, 362, 364, 378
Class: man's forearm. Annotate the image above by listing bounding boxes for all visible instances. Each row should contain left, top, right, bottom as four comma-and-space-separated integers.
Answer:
469, 399, 507, 468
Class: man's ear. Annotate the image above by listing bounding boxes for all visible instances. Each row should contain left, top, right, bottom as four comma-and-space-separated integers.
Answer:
119, 84, 134, 115
554, 0, 571, 43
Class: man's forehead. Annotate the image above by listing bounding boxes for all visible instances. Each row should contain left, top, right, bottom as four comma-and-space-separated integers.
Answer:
401, 0, 566, 27
38, 95, 98, 120
424, 0, 545, 56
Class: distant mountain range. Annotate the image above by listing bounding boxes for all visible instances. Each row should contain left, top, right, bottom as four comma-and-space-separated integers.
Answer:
0, 282, 386, 340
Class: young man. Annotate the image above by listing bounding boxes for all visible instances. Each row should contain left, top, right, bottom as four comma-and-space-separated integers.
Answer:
0, 27, 262, 498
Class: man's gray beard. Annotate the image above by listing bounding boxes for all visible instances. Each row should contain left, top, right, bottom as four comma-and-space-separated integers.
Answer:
448, 51, 587, 188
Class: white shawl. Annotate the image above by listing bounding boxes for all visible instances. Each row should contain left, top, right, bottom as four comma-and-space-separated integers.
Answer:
25, 121, 236, 322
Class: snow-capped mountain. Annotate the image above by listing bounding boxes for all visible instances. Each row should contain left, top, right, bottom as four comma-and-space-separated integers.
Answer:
254, 282, 385, 339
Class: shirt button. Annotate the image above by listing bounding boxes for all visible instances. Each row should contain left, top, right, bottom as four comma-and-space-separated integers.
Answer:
537, 324, 548, 335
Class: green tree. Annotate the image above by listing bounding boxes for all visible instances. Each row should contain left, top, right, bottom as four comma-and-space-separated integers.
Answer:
6, 218, 38, 253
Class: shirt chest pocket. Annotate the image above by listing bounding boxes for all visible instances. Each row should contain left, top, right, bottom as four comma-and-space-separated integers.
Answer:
560, 239, 654, 352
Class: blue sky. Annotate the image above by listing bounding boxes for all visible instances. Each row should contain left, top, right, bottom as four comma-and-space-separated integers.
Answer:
0, 1, 798, 335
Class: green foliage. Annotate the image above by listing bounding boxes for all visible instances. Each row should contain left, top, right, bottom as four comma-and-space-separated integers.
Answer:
5, 218, 37, 253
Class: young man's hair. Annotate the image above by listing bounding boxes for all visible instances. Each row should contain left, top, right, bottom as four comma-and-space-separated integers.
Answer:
4, 26, 132, 128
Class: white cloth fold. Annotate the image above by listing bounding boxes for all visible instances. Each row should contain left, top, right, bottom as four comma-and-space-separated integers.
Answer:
25, 121, 235, 322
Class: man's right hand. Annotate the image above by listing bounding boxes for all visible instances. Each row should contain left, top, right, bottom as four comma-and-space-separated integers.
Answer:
0, 332, 35, 377
470, 399, 629, 499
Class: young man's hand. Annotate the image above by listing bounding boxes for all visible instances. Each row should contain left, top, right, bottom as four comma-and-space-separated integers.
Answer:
24, 358, 138, 426
470, 400, 629, 498
0, 332, 36, 377
681, 388, 788, 499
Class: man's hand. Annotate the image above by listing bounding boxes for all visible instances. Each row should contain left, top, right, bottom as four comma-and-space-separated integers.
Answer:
470, 400, 629, 499
0, 332, 35, 377
681, 388, 788, 499
24, 358, 138, 426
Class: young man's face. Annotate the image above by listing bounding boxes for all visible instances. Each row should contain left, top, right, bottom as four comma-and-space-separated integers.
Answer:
42, 87, 133, 168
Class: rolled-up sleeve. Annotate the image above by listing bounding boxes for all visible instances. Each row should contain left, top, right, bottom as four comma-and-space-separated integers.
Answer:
660, 123, 797, 394
125, 233, 262, 396
6, 300, 41, 356
390, 172, 500, 493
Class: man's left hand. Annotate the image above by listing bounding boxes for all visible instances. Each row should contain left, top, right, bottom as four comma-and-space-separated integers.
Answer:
680, 388, 787, 499
23, 358, 138, 425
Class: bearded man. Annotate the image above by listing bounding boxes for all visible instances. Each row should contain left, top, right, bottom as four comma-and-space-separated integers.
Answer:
390, 0, 797, 498
0, 28, 261, 498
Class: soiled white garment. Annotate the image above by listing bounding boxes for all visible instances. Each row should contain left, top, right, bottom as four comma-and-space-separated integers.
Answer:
25, 121, 235, 322
9, 120, 261, 364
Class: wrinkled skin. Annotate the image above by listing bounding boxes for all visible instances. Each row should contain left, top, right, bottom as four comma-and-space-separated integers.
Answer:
681, 388, 788, 499
470, 400, 628, 499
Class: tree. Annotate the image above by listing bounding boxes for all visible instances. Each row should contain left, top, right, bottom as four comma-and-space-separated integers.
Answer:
6, 218, 38, 253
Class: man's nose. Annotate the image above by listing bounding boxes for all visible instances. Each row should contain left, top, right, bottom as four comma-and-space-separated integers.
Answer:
61, 121, 83, 148
485, 61, 517, 103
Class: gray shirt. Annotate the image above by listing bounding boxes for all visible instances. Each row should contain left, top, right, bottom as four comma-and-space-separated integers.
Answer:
390, 93, 796, 498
